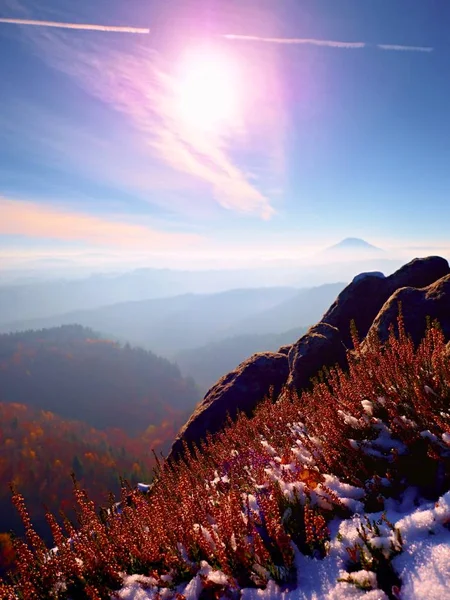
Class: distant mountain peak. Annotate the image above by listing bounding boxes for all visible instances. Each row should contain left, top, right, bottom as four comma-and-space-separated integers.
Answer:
326, 238, 383, 252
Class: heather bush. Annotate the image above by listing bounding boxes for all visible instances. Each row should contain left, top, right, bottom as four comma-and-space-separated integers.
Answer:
1, 318, 450, 598
337, 514, 403, 597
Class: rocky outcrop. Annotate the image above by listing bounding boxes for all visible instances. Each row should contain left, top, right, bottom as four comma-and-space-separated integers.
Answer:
168, 256, 450, 461
277, 344, 292, 356
168, 352, 289, 461
322, 256, 449, 347
366, 274, 450, 346
287, 323, 348, 391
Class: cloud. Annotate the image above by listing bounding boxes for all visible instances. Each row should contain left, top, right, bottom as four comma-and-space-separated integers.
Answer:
0, 197, 203, 250
377, 44, 433, 53
18, 29, 275, 220
223, 34, 433, 53
0, 96, 207, 218
223, 35, 366, 49
0, 17, 149, 33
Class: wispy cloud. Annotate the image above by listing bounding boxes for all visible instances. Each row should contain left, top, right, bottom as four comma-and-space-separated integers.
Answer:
17, 28, 275, 220
223, 35, 366, 49
4, 8, 431, 223
0, 16, 432, 52
377, 44, 433, 53
0, 197, 203, 250
0, 96, 206, 218
223, 34, 433, 53
0, 17, 149, 33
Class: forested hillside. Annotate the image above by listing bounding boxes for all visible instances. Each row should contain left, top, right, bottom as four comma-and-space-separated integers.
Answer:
0, 325, 199, 434
0, 325, 200, 557
0, 402, 163, 555
175, 326, 308, 392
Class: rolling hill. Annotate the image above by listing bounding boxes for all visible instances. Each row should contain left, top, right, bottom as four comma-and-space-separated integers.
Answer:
0, 287, 301, 355
0, 324, 201, 550
0, 325, 198, 435
226, 282, 346, 336
175, 326, 309, 392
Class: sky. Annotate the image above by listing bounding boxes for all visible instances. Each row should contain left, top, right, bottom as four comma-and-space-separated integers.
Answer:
1, 0, 450, 272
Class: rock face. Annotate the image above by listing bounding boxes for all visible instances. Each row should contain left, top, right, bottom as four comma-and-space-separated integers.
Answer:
322, 256, 450, 347
168, 352, 289, 461
287, 323, 348, 391
277, 344, 292, 356
366, 274, 450, 346
168, 256, 450, 461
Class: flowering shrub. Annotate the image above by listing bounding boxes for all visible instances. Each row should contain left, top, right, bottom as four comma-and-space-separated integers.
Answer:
1, 317, 450, 598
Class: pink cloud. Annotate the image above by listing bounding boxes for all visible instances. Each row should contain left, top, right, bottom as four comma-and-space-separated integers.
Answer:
18, 26, 276, 220
0, 197, 203, 250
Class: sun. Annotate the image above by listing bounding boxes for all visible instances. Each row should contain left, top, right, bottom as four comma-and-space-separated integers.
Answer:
175, 49, 239, 133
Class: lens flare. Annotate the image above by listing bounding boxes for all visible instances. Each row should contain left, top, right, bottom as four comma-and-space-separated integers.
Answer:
175, 49, 239, 133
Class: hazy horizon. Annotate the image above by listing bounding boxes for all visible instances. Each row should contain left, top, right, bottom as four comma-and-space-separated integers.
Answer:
2, 238, 450, 282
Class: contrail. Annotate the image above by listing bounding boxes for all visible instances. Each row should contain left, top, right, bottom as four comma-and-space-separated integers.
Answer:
0, 17, 149, 34
222, 34, 366, 49
223, 34, 433, 53
0, 19, 432, 51
377, 44, 433, 53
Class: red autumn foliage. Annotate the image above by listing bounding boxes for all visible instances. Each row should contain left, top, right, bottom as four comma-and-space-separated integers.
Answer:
0, 402, 182, 570
1, 318, 449, 598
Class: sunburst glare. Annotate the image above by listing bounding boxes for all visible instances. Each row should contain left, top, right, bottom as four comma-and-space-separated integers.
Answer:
174, 48, 240, 133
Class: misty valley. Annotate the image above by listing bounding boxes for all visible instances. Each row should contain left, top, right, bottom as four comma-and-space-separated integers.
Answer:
0, 262, 350, 552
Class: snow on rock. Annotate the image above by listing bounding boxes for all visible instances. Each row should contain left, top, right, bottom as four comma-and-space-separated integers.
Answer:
241, 542, 387, 600
180, 563, 229, 600
117, 575, 159, 600
114, 491, 450, 600
395, 491, 450, 539
361, 400, 374, 416
193, 523, 217, 551
322, 475, 365, 512
394, 540, 450, 600
117, 563, 230, 600
261, 439, 278, 457
392, 492, 450, 599
353, 419, 408, 460
137, 483, 152, 493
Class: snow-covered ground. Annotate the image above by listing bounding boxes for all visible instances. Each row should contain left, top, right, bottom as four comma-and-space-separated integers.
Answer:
115, 387, 450, 600
116, 490, 450, 600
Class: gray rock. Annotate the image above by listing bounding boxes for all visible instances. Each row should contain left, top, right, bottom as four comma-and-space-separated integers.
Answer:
366, 274, 450, 346
352, 271, 386, 284
322, 256, 449, 347
388, 255, 449, 290
277, 344, 292, 356
168, 351, 289, 461
287, 323, 348, 391
167, 256, 450, 462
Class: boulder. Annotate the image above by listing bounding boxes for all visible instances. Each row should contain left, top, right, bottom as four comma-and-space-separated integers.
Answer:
388, 255, 449, 290
168, 352, 289, 462
167, 256, 450, 463
322, 256, 449, 347
277, 344, 292, 356
287, 323, 348, 391
366, 274, 450, 346
352, 271, 386, 284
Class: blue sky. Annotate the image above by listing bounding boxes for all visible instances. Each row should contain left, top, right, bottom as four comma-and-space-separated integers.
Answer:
1, 0, 450, 271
